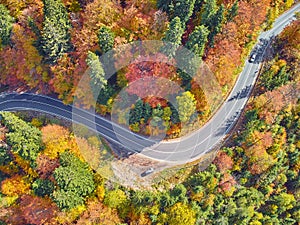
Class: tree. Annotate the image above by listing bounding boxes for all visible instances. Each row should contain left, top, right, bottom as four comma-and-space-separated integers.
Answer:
177, 25, 209, 81
41, 124, 74, 159
260, 60, 289, 91
1, 175, 31, 197
76, 200, 122, 225
32, 178, 54, 197
186, 25, 209, 58
176, 91, 197, 123
0, 145, 12, 165
52, 189, 85, 210
104, 189, 128, 209
162, 106, 172, 123
157, 0, 172, 13
35, 155, 59, 180
200, 0, 217, 26
0, 4, 14, 47
170, 0, 196, 25
151, 104, 164, 127
271, 193, 296, 214
162, 17, 184, 57
170, 184, 188, 203
0, 112, 42, 164
38, 0, 72, 64
213, 151, 233, 173
98, 26, 115, 54
131, 191, 156, 210
19, 195, 58, 225
129, 99, 147, 125
86, 51, 107, 97
162, 203, 196, 225
52, 152, 95, 210
208, 4, 225, 47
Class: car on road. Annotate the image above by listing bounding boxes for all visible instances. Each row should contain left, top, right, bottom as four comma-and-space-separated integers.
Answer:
249, 54, 256, 63
141, 167, 154, 177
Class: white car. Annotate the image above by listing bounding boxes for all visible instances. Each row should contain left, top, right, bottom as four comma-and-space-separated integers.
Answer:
249, 54, 256, 63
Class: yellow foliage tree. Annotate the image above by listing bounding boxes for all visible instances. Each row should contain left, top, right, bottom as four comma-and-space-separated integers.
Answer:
41, 124, 82, 159
160, 203, 196, 225
1, 175, 31, 197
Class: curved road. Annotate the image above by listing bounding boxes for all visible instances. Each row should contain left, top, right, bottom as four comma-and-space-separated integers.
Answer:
0, 4, 299, 164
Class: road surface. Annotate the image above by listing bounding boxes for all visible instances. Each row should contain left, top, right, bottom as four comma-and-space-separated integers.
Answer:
0, 4, 299, 164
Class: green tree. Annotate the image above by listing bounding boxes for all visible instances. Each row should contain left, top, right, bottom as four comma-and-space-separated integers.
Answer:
129, 99, 144, 125
86, 51, 107, 97
200, 0, 217, 26
177, 25, 208, 81
186, 25, 209, 58
208, 4, 225, 47
98, 26, 115, 54
52, 152, 95, 210
194, 0, 205, 13
162, 17, 184, 57
38, 0, 72, 64
52, 189, 84, 210
162, 106, 172, 122
131, 191, 155, 209
0, 4, 14, 47
32, 178, 54, 197
0, 145, 12, 165
129, 100, 152, 125
160, 192, 176, 208
260, 64, 289, 91
170, 0, 196, 24
151, 104, 164, 127
176, 91, 197, 123
144, 102, 152, 122
170, 184, 188, 203
272, 193, 296, 214
0, 112, 42, 164
157, 0, 172, 13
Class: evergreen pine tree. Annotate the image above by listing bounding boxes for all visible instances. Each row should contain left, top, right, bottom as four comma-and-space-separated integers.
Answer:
200, 0, 217, 26
38, 0, 72, 64
186, 25, 209, 58
162, 17, 184, 57
86, 51, 107, 97
208, 4, 225, 47
98, 26, 115, 54
0, 4, 15, 47
170, 0, 196, 25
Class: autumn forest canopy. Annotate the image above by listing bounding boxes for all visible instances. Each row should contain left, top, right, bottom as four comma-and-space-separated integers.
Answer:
0, 0, 299, 224
0, 0, 295, 137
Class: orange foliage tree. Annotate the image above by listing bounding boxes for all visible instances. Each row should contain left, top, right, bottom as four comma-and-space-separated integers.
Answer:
213, 151, 233, 173
76, 200, 122, 225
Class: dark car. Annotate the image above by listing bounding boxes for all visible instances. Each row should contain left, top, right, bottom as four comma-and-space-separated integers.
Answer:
141, 167, 154, 177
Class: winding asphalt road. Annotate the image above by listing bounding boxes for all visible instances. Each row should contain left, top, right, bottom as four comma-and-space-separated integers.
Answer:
0, 4, 299, 164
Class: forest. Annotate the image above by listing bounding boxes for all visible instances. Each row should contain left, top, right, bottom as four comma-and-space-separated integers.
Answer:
0, 0, 295, 137
0, 0, 299, 224
0, 13, 299, 225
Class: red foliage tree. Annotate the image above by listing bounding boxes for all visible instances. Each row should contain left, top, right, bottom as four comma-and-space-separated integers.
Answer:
19, 195, 58, 225
124, 54, 180, 104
